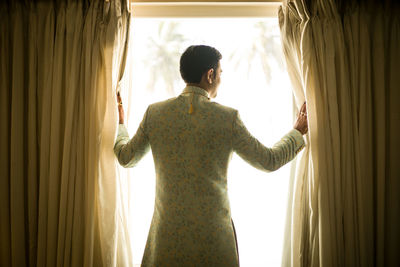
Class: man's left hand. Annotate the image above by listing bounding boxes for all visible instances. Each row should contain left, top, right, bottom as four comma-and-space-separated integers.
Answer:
294, 102, 308, 135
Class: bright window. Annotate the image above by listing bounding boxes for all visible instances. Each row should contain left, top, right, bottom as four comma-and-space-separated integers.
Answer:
120, 17, 294, 266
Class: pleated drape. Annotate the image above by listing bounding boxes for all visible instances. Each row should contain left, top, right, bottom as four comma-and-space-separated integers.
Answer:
279, 1, 400, 266
0, 1, 131, 266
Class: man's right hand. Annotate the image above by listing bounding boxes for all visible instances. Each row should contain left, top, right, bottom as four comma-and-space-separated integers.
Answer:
294, 102, 308, 135
117, 91, 125, 124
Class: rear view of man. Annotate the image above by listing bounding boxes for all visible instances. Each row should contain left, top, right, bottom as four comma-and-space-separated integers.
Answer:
114, 45, 308, 267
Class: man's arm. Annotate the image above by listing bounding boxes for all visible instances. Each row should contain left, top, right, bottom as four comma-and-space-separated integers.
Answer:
114, 107, 150, 168
114, 124, 150, 168
232, 111, 305, 172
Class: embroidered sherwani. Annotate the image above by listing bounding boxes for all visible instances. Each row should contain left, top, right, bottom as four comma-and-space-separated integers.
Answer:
114, 86, 305, 267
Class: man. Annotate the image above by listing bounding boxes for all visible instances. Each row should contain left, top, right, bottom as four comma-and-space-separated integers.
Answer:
115, 45, 308, 267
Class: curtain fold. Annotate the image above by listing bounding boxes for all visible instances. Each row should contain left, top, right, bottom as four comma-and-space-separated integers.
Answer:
0, 1, 132, 266
279, 1, 400, 266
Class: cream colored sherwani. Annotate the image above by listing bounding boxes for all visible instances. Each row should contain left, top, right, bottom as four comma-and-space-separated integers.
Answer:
114, 86, 305, 267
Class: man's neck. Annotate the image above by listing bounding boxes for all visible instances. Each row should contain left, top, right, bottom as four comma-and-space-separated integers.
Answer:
186, 83, 209, 93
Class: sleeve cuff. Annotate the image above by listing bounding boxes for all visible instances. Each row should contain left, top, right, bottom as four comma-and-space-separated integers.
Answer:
118, 124, 129, 138
288, 129, 305, 154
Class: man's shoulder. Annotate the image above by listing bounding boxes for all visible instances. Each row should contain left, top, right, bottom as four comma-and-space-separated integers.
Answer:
147, 97, 177, 110
146, 96, 238, 117
208, 101, 238, 115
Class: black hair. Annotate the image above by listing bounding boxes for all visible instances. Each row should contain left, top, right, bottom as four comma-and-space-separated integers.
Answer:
179, 45, 222, 84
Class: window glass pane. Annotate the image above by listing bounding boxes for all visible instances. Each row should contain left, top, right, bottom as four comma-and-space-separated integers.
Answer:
120, 18, 294, 266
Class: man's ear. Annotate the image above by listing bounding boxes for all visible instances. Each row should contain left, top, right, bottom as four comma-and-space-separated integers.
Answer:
207, 68, 214, 84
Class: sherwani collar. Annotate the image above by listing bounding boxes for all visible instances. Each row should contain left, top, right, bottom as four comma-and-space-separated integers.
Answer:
181, 86, 210, 99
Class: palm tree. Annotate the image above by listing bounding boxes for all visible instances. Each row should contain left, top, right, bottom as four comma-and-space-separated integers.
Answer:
144, 22, 187, 96
229, 21, 284, 85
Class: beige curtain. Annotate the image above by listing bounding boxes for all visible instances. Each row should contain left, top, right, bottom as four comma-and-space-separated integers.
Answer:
0, 1, 131, 266
279, 1, 400, 266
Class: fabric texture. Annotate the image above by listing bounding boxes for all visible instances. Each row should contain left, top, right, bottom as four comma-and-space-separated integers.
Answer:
114, 85, 305, 266
278, 1, 400, 266
0, 1, 131, 266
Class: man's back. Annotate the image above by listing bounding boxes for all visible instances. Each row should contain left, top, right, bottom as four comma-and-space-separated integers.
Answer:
147, 86, 235, 213
137, 86, 239, 266
114, 86, 305, 266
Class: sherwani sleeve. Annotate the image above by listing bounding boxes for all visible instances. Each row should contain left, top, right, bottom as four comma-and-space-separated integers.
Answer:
232, 111, 305, 172
114, 108, 150, 168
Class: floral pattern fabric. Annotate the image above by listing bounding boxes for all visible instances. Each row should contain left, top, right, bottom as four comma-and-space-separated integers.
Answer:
114, 86, 305, 267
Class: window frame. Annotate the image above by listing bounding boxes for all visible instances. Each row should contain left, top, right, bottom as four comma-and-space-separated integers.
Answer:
123, 5, 292, 266
130, 1, 281, 18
